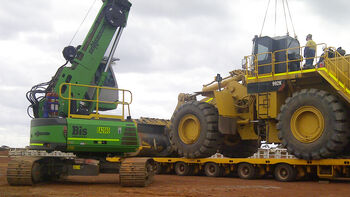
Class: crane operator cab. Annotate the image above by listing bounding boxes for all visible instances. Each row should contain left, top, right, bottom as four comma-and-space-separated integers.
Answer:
90, 57, 119, 111
252, 35, 301, 74
62, 46, 121, 115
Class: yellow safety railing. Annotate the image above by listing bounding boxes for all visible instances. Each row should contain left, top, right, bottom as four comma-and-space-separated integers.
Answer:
243, 43, 350, 98
244, 43, 327, 80
322, 47, 350, 95
59, 83, 132, 120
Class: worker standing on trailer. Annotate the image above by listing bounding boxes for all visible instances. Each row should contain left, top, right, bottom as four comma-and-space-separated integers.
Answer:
304, 34, 316, 69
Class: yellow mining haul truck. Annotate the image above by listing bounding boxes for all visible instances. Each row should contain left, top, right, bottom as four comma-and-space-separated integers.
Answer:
169, 35, 350, 160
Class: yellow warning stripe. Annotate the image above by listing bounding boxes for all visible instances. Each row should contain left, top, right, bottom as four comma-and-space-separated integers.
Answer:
205, 98, 213, 103
68, 138, 120, 142
30, 143, 43, 146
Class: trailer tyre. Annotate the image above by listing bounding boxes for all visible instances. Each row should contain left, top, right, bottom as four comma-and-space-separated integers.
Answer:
31, 162, 43, 183
237, 163, 258, 179
274, 163, 297, 182
154, 163, 173, 175
277, 89, 349, 160
175, 161, 192, 176
204, 162, 221, 177
154, 162, 162, 174
175, 162, 192, 176
170, 101, 223, 158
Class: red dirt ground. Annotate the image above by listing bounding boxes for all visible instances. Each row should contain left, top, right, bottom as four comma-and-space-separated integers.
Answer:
0, 151, 349, 197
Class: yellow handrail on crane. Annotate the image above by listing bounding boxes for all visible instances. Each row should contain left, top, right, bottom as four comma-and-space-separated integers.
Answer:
59, 83, 133, 121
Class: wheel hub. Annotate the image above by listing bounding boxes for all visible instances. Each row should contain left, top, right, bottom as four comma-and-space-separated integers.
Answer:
209, 165, 215, 173
279, 168, 288, 178
291, 106, 324, 143
178, 114, 201, 144
180, 165, 185, 171
242, 167, 249, 176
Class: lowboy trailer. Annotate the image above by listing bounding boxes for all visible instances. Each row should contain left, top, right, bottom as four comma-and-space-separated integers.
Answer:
149, 149, 350, 182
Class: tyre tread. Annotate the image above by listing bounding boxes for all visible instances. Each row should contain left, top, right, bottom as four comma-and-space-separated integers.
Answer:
169, 101, 222, 158
277, 89, 349, 160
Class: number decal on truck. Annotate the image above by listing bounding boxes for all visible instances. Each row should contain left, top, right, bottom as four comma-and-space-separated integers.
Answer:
272, 80, 282, 86
97, 127, 111, 134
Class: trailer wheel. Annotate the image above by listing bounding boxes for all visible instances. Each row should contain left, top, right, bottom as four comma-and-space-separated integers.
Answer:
154, 162, 162, 174
221, 166, 232, 177
170, 101, 223, 158
204, 162, 221, 177
31, 162, 43, 183
274, 163, 297, 182
237, 163, 258, 179
163, 165, 174, 174
175, 162, 192, 176
155, 163, 173, 175
277, 89, 349, 160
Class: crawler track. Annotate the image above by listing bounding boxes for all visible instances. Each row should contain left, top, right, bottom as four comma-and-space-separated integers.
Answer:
119, 157, 154, 187
7, 157, 42, 186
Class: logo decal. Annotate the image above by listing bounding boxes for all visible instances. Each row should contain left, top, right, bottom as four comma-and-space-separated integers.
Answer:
35, 131, 50, 137
72, 126, 88, 136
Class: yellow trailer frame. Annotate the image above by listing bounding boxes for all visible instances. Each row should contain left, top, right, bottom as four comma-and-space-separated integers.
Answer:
152, 157, 350, 181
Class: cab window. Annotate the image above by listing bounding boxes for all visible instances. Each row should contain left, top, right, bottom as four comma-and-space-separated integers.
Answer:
257, 44, 269, 61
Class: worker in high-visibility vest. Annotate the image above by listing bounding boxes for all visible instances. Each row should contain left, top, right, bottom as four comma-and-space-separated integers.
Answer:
304, 34, 316, 69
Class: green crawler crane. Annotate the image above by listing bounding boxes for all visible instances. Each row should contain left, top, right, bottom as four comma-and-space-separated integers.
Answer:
7, 0, 155, 187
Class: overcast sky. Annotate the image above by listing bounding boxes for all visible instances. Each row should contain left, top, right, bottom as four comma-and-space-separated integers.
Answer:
1, 0, 350, 147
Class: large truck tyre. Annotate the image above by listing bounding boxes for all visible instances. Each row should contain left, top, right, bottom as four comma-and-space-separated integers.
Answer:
169, 101, 223, 158
277, 89, 349, 160
219, 140, 259, 158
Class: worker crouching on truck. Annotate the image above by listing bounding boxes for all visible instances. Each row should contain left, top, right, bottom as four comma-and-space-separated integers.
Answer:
304, 34, 316, 69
